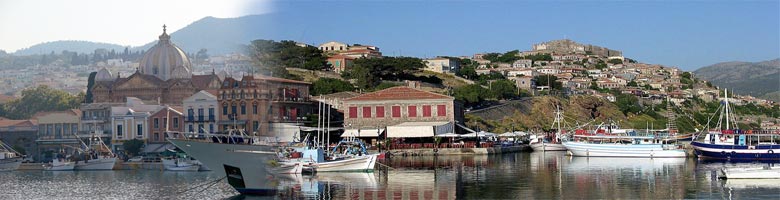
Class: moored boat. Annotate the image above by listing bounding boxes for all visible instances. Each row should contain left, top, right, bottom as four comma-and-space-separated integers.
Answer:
691, 89, 780, 161
44, 155, 75, 171
0, 139, 22, 171
720, 166, 780, 179
162, 157, 201, 171
73, 134, 117, 170
529, 105, 569, 152
563, 138, 687, 158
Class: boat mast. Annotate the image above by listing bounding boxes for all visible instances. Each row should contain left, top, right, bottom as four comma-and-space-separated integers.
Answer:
724, 89, 730, 130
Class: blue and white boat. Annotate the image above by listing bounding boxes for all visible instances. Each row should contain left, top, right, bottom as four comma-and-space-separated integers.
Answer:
691, 89, 780, 161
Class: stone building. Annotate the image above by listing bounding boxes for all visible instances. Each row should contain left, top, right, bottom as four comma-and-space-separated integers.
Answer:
34, 109, 81, 162
342, 86, 464, 139
91, 25, 221, 105
217, 75, 314, 140
147, 106, 184, 144
0, 119, 37, 161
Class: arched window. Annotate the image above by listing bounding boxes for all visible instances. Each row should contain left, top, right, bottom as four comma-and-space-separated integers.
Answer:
153, 66, 159, 74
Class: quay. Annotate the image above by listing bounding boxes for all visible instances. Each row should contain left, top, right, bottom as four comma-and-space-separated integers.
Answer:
16, 161, 165, 171
382, 144, 530, 156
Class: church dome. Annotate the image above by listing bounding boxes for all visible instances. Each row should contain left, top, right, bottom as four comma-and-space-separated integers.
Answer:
95, 67, 115, 81
139, 25, 192, 81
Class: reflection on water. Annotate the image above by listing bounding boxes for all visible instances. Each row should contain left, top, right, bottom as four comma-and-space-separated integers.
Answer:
3, 153, 780, 199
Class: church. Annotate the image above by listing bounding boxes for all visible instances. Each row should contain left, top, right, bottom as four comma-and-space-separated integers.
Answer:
91, 25, 221, 105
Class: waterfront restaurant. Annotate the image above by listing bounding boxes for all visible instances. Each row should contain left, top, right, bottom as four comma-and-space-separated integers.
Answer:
341, 85, 465, 146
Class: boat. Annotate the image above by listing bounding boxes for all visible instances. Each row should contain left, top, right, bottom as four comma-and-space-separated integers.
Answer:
162, 157, 201, 171
43, 154, 75, 171
691, 89, 780, 161
0, 139, 23, 171
529, 105, 568, 151
720, 166, 780, 179
72, 134, 117, 170
169, 130, 287, 196
563, 125, 686, 158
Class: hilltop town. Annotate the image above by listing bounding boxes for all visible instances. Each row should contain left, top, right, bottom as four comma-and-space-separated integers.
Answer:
1, 30, 779, 162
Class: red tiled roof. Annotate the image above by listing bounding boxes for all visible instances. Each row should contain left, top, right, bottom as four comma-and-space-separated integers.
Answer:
344, 86, 453, 102
192, 74, 220, 89
0, 119, 36, 127
256, 75, 311, 85
32, 109, 81, 119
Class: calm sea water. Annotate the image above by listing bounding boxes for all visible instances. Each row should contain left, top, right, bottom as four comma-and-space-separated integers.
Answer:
3, 152, 780, 199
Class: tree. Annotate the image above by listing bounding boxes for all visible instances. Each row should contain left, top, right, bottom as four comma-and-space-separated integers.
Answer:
342, 57, 425, 89
490, 79, 518, 100
123, 139, 144, 157
627, 80, 638, 87
615, 94, 641, 115
608, 59, 623, 65
311, 78, 355, 95
85, 72, 97, 103
453, 84, 489, 106
247, 39, 331, 78
1, 85, 83, 119
533, 75, 563, 90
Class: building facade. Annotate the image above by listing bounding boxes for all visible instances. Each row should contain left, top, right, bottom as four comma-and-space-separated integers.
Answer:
183, 90, 219, 134
0, 120, 38, 161
148, 106, 184, 143
110, 97, 164, 151
34, 110, 81, 162
423, 57, 459, 73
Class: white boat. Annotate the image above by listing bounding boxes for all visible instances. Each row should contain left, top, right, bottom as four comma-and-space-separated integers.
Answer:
311, 154, 378, 172
269, 161, 304, 174
720, 166, 780, 179
44, 157, 75, 171
72, 134, 117, 170
74, 156, 117, 170
0, 140, 22, 171
529, 105, 569, 152
563, 135, 687, 158
169, 131, 285, 196
162, 157, 201, 171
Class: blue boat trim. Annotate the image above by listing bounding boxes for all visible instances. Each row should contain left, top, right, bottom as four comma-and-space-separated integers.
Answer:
234, 188, 278, 195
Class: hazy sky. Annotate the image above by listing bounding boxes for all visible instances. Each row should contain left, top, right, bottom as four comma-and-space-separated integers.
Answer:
0, 0, 271, 52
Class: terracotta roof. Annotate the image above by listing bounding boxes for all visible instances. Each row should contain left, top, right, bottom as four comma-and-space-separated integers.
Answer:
191, 74, 220, 89
32, 109, 81, 119
0, 94, 15, 104
0, 119, 36, 127
344, 86, 453, 102
112, 72, 165, 87
256, 75, 311, 85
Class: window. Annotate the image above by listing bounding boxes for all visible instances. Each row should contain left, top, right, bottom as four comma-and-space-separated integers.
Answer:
362, 106, 372, 118
136, 124, 143, 136
209, 124, 214, 133
348, 107, 358, 118
198, 108, 204, 117
154, 133, 159, 141
222, 106, 228, 115
253, 121, 259, 131
423, 105, 432, 117
198, 124, 204, 133
231, 105, 237, 114
376, 106, 385, 118
173, 118, 179, 128
208, 108, 214, 120
188, 109, 194, 117
241, 104, 246, 115
153, 118, 159, 128
408, 105, 417, 117
163, 118, 167, 129
437, 105, 447, 117
189, 124, 194, 132
253, 105, 258, 114
116, 125, 123, 137
392, 106, 401, 118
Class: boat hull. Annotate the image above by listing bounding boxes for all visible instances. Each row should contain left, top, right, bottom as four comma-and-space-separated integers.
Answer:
563, 141, 687, 158
721, 167, 780, 179
162, 158, 201, 171
169, 139, 283, 195
0, 158, 22, 171
45, 161, 75, 171
74, 157, 117, 170
313, 154, 378, 172
691, 141, 780, 161
530, 142, 567, 151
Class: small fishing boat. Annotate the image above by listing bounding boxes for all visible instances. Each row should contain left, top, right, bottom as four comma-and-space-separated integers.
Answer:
720, 166, 780, 179
0, 140, 23, 171
43, 154, 75, 171
73, 134, 117, 170
529, 105, 568, 151
564, 134, 686, 158
162, 157, 201, 171
691, 89, 780, 161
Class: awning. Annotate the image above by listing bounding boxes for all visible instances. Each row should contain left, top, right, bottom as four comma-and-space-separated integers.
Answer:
143, 143, 176, 153
386, 121, 453, 138
341, 128, 384, 137
434, 133, 460, 137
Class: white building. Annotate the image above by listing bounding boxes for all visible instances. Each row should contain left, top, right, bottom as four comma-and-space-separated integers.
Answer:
506, 69, 538, 77
183, 90, 219, 134
423, 57, 459, 73
110, 97, 164, 151
512, 59, 533, 68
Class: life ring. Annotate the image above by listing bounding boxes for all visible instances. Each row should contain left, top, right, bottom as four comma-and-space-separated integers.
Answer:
720, 137, 727, 142
731, 151, 737, 156
769, 150, 775, 154
721, 151, 726, 155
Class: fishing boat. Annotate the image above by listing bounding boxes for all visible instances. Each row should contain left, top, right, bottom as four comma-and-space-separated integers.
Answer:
0, 140, 22, 171
310, 139, 377, 172
529, 105, 568, 151
563, 124, 686, 158
73, 134, 117, 170
162, 157, 201, 171
720, 166, 780, 179
43, 153, 75, 171
691, 89, 780, 161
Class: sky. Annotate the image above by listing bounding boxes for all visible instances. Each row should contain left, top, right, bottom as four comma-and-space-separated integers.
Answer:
0, 0, 271, 52
1, 0, 778, 70
268, 0, 780, 70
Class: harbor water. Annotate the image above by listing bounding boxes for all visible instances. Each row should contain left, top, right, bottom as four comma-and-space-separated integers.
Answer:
2, 152, 780, 199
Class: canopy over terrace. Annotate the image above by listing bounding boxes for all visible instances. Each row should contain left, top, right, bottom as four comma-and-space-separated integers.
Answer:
386, 121, 454, 138
341, 128, 385, 138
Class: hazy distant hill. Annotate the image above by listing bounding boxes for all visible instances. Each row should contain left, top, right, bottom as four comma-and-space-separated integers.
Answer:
694, 58, 780, 101
14, 40, 127, 55
132, 15, 277, 55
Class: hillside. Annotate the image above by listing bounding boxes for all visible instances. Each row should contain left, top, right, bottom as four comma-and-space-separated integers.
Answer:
694, 58, 780, 101
13, 40, 127, 55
